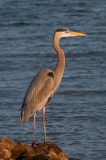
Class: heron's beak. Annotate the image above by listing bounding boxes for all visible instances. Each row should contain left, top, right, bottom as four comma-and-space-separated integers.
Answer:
70, 31, 87, 36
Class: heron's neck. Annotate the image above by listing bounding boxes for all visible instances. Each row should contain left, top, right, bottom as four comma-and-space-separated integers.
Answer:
53, 34, 65, 86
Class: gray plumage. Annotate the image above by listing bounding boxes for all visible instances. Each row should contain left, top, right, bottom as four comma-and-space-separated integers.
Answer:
21, 68, 55, 123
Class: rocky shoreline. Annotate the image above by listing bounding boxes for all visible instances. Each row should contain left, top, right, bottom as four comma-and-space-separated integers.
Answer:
0, 138, 79, 160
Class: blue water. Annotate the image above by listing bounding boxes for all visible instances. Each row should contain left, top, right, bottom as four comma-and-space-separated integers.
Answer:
0, 0, 106, 160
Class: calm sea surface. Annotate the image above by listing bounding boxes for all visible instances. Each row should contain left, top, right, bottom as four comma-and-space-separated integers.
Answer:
0, 0, 106, 159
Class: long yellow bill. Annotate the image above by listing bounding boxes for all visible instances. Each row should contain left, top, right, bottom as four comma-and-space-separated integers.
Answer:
70, 31, 87, 36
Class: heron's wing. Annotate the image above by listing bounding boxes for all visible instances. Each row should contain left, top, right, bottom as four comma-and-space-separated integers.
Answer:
20, 68, 54, 123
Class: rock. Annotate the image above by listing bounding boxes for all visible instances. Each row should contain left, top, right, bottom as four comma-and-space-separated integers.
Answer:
0, 138, 79, 160
11, 144, 35, 159
0, 138, 19, 151
31, 141, 69, 160
0, 138, 19, 160
0, 148, 11, 159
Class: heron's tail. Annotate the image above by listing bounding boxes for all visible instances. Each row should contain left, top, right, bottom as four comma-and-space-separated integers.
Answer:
20, 105, 30, 123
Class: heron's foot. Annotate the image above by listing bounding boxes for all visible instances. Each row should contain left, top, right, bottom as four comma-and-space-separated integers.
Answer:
44, 140, 51, 144
31, 141, 38, 147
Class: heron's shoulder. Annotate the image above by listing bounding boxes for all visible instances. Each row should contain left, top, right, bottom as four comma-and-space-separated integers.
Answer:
35, 68, 54, 80
38, 68, 53, 74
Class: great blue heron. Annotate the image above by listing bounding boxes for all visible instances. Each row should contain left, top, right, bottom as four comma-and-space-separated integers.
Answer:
20, 28, 86, 143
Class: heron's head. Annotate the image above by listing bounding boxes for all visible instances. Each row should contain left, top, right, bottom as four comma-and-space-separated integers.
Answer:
54, 28, 86, 38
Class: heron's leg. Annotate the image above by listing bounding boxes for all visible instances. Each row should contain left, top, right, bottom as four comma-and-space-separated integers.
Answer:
42, 107, 46, 143
33, 112, 36, 143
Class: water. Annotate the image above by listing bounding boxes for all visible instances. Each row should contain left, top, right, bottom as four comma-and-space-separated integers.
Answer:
0, 0, 106, 159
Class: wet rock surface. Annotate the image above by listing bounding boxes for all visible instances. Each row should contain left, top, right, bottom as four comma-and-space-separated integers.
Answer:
0, 138, 80, 160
